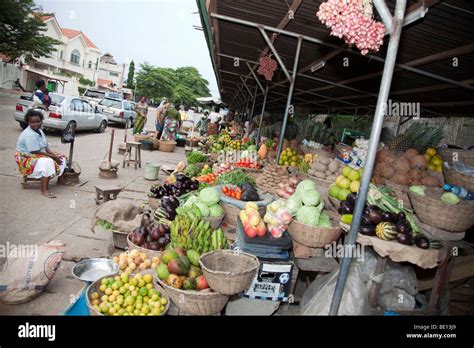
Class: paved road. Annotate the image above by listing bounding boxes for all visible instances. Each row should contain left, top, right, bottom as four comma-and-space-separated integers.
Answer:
0, 93, 185, 314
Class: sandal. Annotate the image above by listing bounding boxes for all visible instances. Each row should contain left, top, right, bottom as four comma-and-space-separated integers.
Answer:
42, 192, 57, 198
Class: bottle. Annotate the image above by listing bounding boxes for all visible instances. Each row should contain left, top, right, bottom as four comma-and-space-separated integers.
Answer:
443, 184, 474, 200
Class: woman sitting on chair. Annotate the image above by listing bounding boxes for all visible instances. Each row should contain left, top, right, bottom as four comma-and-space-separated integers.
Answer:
15, 109, 67, 198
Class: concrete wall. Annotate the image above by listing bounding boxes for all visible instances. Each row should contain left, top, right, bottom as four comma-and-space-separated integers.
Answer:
98, 62, 124, 87
0, 63, 22, 89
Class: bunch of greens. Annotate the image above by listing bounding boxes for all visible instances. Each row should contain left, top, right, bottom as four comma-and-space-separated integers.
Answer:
183, 163, 201, 177
215, 169, 255, 187
186, 151, 208, 164
96, 220, 115, 230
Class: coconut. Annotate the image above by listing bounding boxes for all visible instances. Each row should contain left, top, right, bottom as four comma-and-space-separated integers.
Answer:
376, 149, 391, 163
384, 153, 397, 166
410, 179, 422, 186
410, 154, 428, 170
372, 175, 385, 185
381, 166, 395, 179
393, 157, 411, 173
392, 172, 410, 185
423, 175, 440, 187
404, 148, 419, 160
409, 168, 423, 181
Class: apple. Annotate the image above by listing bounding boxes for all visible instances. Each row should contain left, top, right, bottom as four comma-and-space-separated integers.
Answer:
196, 275, 209, 290
248, 213, 260, 227
256, 223, 267, 237
244, 225, 257, 238
270, 226, 284, 238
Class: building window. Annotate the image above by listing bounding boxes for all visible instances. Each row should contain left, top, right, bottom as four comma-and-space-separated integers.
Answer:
70, 49, 80, 65
88, 61, 92, 69
109, 72, 119, 77
59, 51, 63, 59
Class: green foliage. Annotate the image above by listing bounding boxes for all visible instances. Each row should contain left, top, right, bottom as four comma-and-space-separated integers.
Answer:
135, 63, 211, 106
79, 76, 94, 87
126, 60, 135, 88
78, 86, 86, 95
0, 1, 62, 60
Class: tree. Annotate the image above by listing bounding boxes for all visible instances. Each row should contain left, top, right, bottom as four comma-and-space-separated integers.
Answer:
135, 63, 175, 101
126, 60, 135, 88
0, 0, 62, 60
174, 66, 210, 99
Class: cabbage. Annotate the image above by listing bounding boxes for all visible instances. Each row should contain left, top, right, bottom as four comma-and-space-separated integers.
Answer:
296, 206, 320, 226
183, 195, 199, 208
199, 187, 220, 206
296, 180, 317, 195
209, 204, 224, 217
316, 199, 325, 213
409, 185, 426, 196
195, 202, 210, 217
318, 212, 331, 228
301, 189, 321, 206
286, 193, 302, 216
441, 192, 460, 205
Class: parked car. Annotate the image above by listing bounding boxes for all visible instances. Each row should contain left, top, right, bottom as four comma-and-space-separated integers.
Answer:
97, 97, 136, 127
14, 93, 108, 133
81, 88, 106, 108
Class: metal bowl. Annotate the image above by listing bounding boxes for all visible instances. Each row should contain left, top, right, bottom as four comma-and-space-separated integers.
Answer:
72, 258, 119, 282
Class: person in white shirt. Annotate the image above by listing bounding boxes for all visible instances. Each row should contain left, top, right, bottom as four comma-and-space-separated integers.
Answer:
207, 107, 221, 135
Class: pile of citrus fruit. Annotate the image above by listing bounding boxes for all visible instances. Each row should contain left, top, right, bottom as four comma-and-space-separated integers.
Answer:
278, 148, 303, 167
424, 147, 442, 172
329, 166, 363, 201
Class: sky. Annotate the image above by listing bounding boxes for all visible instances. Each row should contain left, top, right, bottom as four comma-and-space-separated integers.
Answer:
36, 0, 219, 98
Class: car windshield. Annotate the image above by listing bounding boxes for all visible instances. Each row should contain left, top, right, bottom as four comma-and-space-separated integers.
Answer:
84, 90, 105, 99
49, 94, 65, 105
99, 98, 122, 109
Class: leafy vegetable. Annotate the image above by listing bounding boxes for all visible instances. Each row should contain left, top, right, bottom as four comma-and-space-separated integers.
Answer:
296, 180, 317, 195
182, 195, 199, 208
209, 204, 224, 217
186, 151, 208, 164
441, 192, 460, 205
183, 164, 201, 177
195, 202, 210, 217
296, 206, 321, 226
96, 220, 115, 230
301, 190, 321, 206
215, 169, 255, 187
286, 193, 303, 216
199, 187, 220, 206
318, 212, 332, 228
409, 185, 426, 196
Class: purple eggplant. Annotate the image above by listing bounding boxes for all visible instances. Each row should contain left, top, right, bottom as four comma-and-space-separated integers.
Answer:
397, 233, 414, 245
396, 212, 406, 222
368, 210, 383, 225
414, 235, 430, 249
359, 224, 376, 236
381, 211, 397, 223
396, 219, 412, 234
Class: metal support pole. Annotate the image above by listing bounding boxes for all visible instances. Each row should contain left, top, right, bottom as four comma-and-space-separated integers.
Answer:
258, 27, 293, 83
276, 36, 302, 163
329, 0, 407, 315
240, 76, 252, 95
249, 86, 258, 128
256, 85, 269, 145
374, 0, 394, 34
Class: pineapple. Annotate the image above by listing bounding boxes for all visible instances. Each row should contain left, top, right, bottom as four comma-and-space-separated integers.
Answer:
388, 123, 444, 153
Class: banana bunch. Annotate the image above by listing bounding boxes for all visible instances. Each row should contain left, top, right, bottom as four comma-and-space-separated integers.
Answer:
175, 205, 202, 221
375, 222, 397, 241
304, 153, 313, 164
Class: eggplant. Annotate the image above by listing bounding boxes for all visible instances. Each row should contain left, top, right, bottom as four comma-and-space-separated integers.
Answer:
381, 211, 397, 223
340, 200, 354, 213
150, 228, 160, 241
339, 204, 353, 215
158, 236, 167, 247
414, 235, 430, 249
397, 233, 414, 245
148, 241, 160, 250
396, 219, 412, 234
359, 224, 376, 236
131, 231, 145, 246
368, 210, 383, 225
396, 212, 406, 222
175, 181, 183, 189
346, 193, 357, 205
361, 215, 373, 226
164, 233, 170, 242
176, 173, 188, 183
157, 224, 167, 237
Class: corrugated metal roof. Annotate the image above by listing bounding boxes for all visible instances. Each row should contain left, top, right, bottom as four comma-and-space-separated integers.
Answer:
198, 0, 474, 116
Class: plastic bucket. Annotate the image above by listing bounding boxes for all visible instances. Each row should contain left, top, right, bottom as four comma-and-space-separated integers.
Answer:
144, 162, 160, 181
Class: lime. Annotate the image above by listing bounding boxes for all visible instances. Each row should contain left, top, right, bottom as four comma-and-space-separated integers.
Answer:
160, 297, 168, 305
342, 166, 352, 177
99, 284, 106, 292
337, 189, 351, 201
143, 274, 153, 284
329, 184, 341, 198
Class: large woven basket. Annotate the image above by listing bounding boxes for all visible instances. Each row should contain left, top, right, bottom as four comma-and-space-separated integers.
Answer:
199, 250, 259, 295
305, 174, 333, 209
222, 202, 266, 227
287, 213, 342, 248
157, 279, 229, 315
86, 272, 169, 316
443, 166, 474, 192
159, 141, 177, 153
203, 213, 225, 230
408, 187, 474, 232
126, 233, 163, 259
439, 148, 474, 166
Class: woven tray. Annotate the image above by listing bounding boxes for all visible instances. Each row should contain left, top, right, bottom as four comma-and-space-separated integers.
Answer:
199, 250, 259, 295
287, 213, 342, 248
408, 187, 474, 232
157, 279, 229, 315
126, 233, 163, 259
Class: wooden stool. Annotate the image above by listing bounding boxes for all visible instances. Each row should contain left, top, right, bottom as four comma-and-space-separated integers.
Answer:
95, 185, 122, 204
21, 176, 41, 189
123, 141, 142, 170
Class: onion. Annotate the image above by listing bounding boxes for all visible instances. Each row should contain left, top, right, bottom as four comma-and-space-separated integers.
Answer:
276, 189, 287, 197
285, 186, 295, 194
278, 183, 285, 190
289, 177, 299, 186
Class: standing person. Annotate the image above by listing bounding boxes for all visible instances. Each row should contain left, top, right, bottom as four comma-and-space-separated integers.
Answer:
207, 106, 221, 136
160, 104, 181, 141
32, 79, 48, 109
15, 110, 67, 198
155, 100, 169, 139
133, 96, 148, 135
196, 112, 208, 136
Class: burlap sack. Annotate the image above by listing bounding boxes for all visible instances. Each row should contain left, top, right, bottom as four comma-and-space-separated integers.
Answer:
0, 240, 65, 304
91, 199, 143, 233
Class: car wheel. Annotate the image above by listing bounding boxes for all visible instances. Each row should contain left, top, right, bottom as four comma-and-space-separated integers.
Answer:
126, 118, 133, 129
96, 120, 107, 133
19, 122, 28, 130
63, 121, 76, 139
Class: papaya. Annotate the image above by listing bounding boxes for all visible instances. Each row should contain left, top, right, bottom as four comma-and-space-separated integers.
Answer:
258, 144, 267, 160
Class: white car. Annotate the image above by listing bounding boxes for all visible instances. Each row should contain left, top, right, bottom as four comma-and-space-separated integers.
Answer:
97, 97, 136, 127
14, 93, 108, 133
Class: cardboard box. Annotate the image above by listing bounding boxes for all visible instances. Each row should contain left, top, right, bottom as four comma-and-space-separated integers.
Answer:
242, 258, 294, 302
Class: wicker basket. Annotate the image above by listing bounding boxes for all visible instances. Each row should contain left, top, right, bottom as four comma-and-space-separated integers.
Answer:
199, 250, 259, 295
443, 166, 474, 192
203, 213, 225, 230
111, 229, 129, 249
287, 213, 342, 247
148, 197, 161, 210
159, 141, 177, 153
86, 272, 169, 316
157, 279, 229, 315
439, 148, 474, 166
222, 202, 266, 227
126, 233, 163, 259
408, 187, 474, 232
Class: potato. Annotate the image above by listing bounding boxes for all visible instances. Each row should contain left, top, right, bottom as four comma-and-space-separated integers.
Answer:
313, 163, 327, 172
319, 156, 330, 165
315, 172, 327, 179
328, 161, 339, 173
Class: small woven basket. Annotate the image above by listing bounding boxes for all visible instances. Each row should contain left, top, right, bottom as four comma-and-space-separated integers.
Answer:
159, 141, 177, 153
126, 233, 163, 259
157, 279, 229, 315
443, 166, 474, 192
287, 213, 342, 248
111, 229, 129, 249
408, 187, 474, 232
86, 272, 169, 316
199, 250, 259, 295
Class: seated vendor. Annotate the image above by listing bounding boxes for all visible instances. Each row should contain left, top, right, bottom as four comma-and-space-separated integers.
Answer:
15, 109, 67, 198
